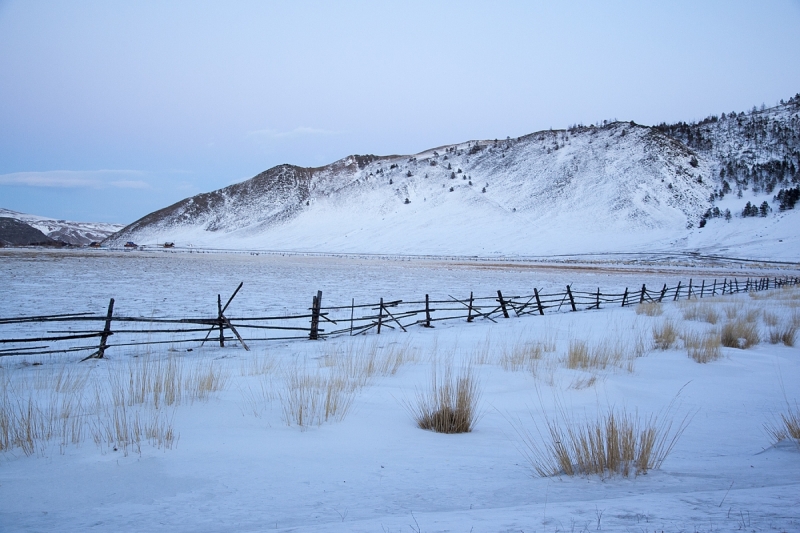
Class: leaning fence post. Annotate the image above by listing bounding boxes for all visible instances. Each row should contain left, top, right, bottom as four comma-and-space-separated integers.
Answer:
97, 298, 115, 359
621, 287, 629, 307
309, 290, 322, 340
497, 290, 510, 318
566, 285, 577, 311
659, 284, 667, 302
700, 280, 705, 298
534, 288, 544, 315
639, 284, 646, 304
674, 281, 682, 301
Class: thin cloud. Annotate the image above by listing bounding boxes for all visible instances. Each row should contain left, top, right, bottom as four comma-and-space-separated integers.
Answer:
0, 170, 150, 189
247, 126, 343, 139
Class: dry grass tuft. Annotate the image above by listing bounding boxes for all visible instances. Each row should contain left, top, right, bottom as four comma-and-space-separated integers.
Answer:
518, 403, 690, 478
408, 365, 480, 434
278, 365, 358, 428
765, 402, 800, 446
653, 320, 678, 350
636, 302, 663, 316
768, 325, 797, 347
565, 337, 643, 372
500, 341, 543, 372
762, 311, 780, 327
721, 319, 760, 349
680, 302, 719, 324
683, 330, 722, 363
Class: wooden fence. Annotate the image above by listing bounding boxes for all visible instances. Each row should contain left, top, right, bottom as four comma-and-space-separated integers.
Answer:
1, 276, 798, 361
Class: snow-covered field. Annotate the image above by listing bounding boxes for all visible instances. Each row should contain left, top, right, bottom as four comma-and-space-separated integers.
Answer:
1, 251, 799, 532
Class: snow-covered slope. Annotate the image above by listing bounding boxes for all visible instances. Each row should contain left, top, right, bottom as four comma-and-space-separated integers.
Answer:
105, 95, 800, 260
0, 208, 124, 246
105, 124, 715, 255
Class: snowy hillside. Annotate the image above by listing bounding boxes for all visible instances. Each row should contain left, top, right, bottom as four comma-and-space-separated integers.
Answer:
105, 95, 800, 260
0, 208, 124, 245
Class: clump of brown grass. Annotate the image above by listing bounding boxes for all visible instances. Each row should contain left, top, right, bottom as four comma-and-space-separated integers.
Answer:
721, 319, 760, 349
680, 302, 719, 324
762, 310, 780, 327
765, 402, 800, 447
768, 325, 797, 347
636, 302, 663, 316
518, 403, 691, 478
408, 365, 480, 434
653, 320, 678, 350
683, 330, 722, 363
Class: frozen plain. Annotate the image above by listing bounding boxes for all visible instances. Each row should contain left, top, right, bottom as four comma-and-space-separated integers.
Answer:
1, 250, 799, 532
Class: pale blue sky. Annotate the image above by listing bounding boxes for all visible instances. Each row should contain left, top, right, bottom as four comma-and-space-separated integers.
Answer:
1, 1, 799, 223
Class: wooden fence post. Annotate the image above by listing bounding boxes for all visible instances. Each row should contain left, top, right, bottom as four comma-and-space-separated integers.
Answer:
534, 288, 544, 315
596, 288, 601, 309
621, 287, 629, 307
467, 292, 474, 322
674, 281, 682, 301
309, 290, 322, 340
659, 284, 667, 302
349, 298, 354, 336
424, 294, 433, 328
712, 279, 717, 296
377, 298, 384, 334
687, 279, 693, 300
700, 280, 705, 298
497, 290, 510, 318
639, 284, 646, 304
722, 278, 727, 295
566, 285, 577, 311
218, 294, 225, 347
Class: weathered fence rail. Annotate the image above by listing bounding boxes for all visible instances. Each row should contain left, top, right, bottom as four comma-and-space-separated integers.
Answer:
1, 276, 798, 360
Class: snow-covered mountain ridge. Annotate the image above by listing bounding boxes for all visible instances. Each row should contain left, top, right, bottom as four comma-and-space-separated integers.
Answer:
0, 208, 124, 245
105, 95, 800, 259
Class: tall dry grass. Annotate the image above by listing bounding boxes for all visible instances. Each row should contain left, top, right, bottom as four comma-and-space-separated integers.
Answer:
564, 337, 643, 372
765, 402, 800, 446
653, 319, 678, 350
276, 340, 415, 427
407, 364, 480, 434
720, 319, 760, 349
682, 329, 722, 363
679, 301, 720, 324
518, 402, 691, 478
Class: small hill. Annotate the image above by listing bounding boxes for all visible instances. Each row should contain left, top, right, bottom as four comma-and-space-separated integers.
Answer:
0, 217, 58, 246
0, 208, 124, 246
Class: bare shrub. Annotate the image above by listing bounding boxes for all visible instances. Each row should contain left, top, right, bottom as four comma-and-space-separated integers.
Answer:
684, 330, 722, 363
653, 320, 678, 350
721, 319, 760, 349
636, 302, 663, 316
765, 402, 800, 446
408, 365, 480, 434
518, 403, 691, 478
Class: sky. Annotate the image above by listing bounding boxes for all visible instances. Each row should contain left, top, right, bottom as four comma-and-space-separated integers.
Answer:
1, 1, 799, 224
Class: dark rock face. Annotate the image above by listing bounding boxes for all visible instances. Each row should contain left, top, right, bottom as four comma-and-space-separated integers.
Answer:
0, 218, 58, 246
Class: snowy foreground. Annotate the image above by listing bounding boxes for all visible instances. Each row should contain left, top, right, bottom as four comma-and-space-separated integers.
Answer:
1, 252, 800, 532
